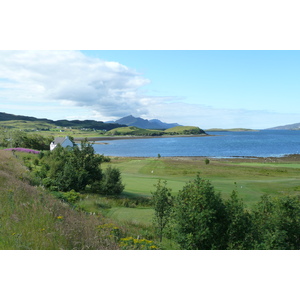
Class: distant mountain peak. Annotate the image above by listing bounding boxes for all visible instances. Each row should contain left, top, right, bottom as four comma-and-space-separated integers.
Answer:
112, 115, 182, 130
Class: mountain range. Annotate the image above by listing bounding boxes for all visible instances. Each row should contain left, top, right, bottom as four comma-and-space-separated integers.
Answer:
107, 115, 182, 129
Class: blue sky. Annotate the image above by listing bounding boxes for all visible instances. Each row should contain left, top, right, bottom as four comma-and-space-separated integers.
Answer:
84, 50, 300, 113
1, 50, 299, 129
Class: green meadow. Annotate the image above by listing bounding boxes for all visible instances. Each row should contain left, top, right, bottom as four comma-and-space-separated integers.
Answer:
76, 156, 300, 230
107, 156, 300, 204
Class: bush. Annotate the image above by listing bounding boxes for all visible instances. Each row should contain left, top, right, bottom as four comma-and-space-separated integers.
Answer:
119, 237, 159, 250
252, 195, 300, 249
61, 190, 81, 204
51, 190, 81, 205
99, 166, 125, 195
173, 174, 227, 250
39, 141, 104, 192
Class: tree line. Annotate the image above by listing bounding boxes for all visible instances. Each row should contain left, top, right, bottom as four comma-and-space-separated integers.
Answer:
152, 176, 300, 250
0, 128, 53, 150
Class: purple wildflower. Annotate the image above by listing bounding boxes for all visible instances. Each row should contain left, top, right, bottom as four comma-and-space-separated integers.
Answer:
3, 148, 41, 154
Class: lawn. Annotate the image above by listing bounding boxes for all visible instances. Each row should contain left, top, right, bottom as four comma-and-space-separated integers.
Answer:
107, 156, 300, 208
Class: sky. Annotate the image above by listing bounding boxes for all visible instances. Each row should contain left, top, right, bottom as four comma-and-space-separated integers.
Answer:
1, 50, 299, 129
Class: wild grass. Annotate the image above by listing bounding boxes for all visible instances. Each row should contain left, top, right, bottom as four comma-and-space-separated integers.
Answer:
0, 150, 121, 249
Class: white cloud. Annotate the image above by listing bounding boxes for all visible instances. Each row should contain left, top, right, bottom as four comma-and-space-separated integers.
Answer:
0, 50, 151, 119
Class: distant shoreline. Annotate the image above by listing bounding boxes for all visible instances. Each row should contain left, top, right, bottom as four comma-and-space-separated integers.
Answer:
74, 134, 210, 142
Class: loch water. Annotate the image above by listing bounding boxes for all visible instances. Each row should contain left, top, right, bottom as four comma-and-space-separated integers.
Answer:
93, 130, 300, 158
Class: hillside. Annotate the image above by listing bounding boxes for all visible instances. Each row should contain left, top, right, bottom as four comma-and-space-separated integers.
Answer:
106, 125, 206, 137
0, 150, 120, 249
0, 112, 125, 131
106, 126, 164, 136
266, 122, 300, 130
164, 126, 206, 135
109, 115, 182, 129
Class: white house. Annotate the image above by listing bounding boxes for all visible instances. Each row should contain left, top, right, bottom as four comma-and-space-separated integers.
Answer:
50, 136, 74, 151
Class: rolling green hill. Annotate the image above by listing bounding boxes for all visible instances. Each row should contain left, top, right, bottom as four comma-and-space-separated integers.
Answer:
106, 125, 206, 136
0, 112, 125, 131
106, 126, 164, 136
164, 126, 206, 135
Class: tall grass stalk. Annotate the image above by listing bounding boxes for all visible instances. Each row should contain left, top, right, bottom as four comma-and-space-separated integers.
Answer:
0, 150, 120, 250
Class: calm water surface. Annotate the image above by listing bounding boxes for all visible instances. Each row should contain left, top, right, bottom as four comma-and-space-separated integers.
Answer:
93, 130, 300, 158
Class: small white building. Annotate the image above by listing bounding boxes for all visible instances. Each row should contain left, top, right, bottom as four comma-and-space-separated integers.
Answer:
50, 136, 74, 151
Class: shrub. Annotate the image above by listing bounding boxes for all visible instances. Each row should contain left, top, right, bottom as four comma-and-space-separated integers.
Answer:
61, 190, 81, 205
99, 165, 125, 195
152, 180, 173, 242
97, 223, 121, 242
119, 237, 159, 250
173, 174, 227, 250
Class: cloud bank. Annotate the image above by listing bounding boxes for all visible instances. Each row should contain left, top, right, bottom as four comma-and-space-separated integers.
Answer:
0, 50, 153, 119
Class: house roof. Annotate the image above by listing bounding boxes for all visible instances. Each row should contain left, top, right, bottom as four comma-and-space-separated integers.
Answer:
53, 136, 69, 145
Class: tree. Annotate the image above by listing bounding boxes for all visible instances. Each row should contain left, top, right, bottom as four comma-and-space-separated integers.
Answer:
40, 140, 104, 192
173, 175, 227, 249
152, 180, 173, 242
224, 190, 254, 249
0, 127, 9, 147
99, 165, 125, 195
252, 195, 300, 249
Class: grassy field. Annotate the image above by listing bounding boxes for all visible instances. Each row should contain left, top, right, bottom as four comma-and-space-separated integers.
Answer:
106, 156, 300, 205
75, 156, 300, 231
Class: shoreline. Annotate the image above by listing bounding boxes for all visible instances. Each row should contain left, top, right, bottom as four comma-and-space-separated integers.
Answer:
74, 134, 210, 142
102, 154, 300, 163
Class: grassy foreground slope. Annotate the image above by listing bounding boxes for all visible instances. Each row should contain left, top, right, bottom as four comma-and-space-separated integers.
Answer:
0, 150, 120, 250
